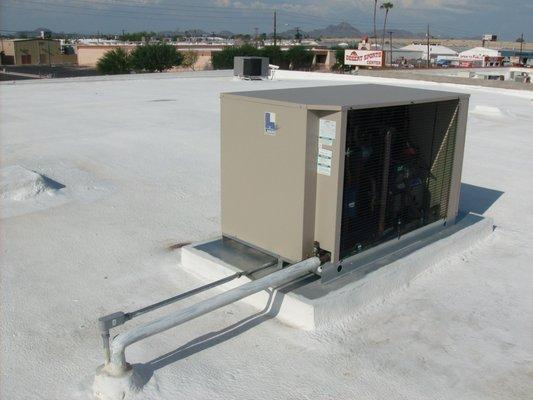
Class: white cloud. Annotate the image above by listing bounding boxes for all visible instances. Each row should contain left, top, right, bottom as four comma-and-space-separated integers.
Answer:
7, 0, 161, 5
211, 0, 494, 16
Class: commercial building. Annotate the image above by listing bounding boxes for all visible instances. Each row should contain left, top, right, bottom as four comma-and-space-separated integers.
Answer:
399, 43, 458, 61
0, 38, 76, 66
310, 48, 336, 70
500, 50, 533, 67
458, 47, 503, 67
75, 44, 135, 67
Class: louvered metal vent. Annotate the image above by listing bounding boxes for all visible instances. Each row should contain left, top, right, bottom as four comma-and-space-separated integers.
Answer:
340, 100, 459, 259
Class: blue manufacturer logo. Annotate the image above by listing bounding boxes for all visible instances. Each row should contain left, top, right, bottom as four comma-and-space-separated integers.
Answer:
264, 112, 277, 135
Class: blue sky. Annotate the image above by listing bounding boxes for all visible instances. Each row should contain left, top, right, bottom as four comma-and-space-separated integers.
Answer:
1, 0, 531, 40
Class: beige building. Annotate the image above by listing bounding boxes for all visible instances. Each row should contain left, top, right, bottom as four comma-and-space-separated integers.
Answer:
0, 38, 75, 66
310, 48, 336, 70
76, 44, 220, 70
76, 44, 136, 67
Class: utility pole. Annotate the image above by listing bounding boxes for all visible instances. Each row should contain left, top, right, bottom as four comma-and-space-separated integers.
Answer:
273, 10, 277, 47
388, 31, 393, 67
518, 33, 524, 66
426, 24, 430, 68
254, 27, 259, 47
295, 27, 301, 44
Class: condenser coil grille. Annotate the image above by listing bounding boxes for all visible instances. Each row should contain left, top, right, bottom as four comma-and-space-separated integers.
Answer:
243, 58, 263, 77
340, 100, 459, 259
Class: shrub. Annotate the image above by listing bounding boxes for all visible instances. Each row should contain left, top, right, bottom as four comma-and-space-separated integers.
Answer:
211, 44, 315, 71
211, 44, 259, 69
130, 43, 183, 73
96, 48, 130, 75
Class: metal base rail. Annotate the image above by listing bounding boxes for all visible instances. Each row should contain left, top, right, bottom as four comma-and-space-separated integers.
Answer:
98, 257, 320, 376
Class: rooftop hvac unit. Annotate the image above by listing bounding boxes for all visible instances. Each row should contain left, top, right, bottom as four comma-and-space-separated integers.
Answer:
220, 84, 469, 280
233, 56, 269, 79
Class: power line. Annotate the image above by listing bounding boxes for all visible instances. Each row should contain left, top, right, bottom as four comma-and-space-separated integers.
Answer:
0, 4, 272, 25
1, 1, 498, 39
4, 0, 331, 24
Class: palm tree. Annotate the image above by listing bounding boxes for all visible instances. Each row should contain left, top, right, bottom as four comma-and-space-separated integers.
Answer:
380, 2, 393, 51
373, 0, 378, 48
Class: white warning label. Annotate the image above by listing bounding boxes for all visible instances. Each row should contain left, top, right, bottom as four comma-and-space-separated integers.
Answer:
319, 119, 336, 146
317, 147, 333, 176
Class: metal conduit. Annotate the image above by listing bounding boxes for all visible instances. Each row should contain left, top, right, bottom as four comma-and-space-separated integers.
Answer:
126, 260, 278, 320
106, 257, 320, 374
98, 260, 278, 364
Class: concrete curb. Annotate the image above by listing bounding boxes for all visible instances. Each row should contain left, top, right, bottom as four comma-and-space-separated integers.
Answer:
181, 213, 494, 330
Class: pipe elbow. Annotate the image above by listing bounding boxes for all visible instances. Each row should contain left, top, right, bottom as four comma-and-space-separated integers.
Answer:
109, 334, 130, 370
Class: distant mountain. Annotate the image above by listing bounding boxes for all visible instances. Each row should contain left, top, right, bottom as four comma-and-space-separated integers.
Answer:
277, 22, 362, 40
308, 22, 362, 38
295, 22, 428, 40
302, 23, 424, 39
6, 24, 477, 41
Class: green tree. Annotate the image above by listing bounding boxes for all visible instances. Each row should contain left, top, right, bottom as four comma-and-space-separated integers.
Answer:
260, 46, 289, 69
181, 50, 199, 70
120, 31, 157, 42
380, 2, 394, 50
294, 28, 302, 43
96, 48, 130, 75
332, 48, 346, 71
130, 43, 183, 72
285, 46, 313, 70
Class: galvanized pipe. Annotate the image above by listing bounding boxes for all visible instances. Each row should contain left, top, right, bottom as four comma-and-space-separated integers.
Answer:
97, 260, 278, 364
100, 332, 111, 364
106, 257, 320, 374
125, 260, 277, 320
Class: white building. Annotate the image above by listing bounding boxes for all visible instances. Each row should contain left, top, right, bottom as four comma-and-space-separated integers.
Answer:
459, 47, 500, 59
399, 43, 458, 60
459, 47, 503, 67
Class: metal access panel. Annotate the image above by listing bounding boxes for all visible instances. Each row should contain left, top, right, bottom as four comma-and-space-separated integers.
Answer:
233, 57, 269, 78
220, 84, 469, 267
220, 95, 317, 263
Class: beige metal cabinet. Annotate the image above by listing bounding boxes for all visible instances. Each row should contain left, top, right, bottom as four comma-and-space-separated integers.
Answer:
220, 84, 469, 264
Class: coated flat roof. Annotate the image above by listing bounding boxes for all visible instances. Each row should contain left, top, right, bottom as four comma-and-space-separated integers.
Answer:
221, 84, 469, 110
